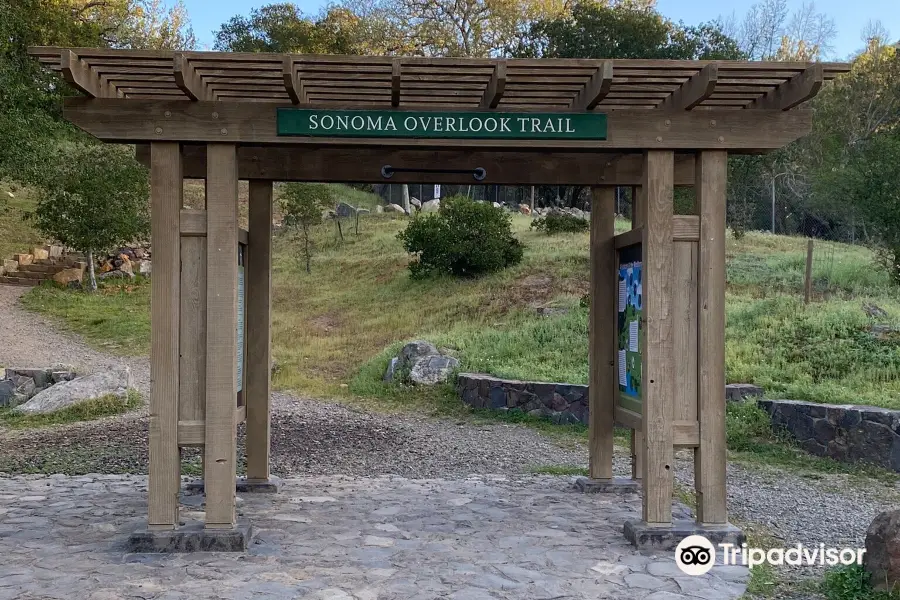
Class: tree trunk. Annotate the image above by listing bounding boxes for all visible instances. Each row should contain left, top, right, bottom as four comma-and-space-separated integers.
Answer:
530, 186, 535, 211
86, 249, 97, 291
401, 184, 411, 214
302, 224, 311, 274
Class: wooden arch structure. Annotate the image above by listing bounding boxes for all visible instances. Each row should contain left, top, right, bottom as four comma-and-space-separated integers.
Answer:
30, 47, 849, 543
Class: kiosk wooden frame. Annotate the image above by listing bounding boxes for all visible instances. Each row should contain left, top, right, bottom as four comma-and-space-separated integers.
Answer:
30, 46, 849, 541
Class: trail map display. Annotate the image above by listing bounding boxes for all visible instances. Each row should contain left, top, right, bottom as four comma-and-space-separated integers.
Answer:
617, 244, 642, 414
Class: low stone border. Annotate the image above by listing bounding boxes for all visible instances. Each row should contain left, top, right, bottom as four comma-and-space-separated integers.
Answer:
456, 373, 589, 425
758, 399, 900, 472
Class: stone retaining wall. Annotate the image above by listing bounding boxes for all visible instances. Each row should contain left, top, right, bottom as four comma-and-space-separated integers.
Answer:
758, 399, 900, 472
456, 373, 589, 425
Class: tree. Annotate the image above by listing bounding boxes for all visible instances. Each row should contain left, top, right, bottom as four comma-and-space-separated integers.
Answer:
214, 3, 359, 53
279, 183, 334, 273
114, 0, 196, 50
719, 0, 836, 60
29, 144, 150, 291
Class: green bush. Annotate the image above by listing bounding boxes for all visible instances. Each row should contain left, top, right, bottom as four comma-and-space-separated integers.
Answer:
531, 212, 589, 235
822, 564, 899, 600
397, 195, 524, 278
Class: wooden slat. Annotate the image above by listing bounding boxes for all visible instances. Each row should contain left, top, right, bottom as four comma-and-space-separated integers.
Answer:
695, 150, 728, 525
673, 215, 700, 241
572, 62, 613, 110
589, 186, 616, 480
660, 64, 718, 111
204, 143, 239, 529
148, 142, 182, 529
751, 63, 824, 111
245, 181, 273, 481
180, 208, 247, 244
673, 241, 698, 425
61, 49, 111, 98
283, 57, 306, 104
615, 406, 642, 430
614, 226, 643, 249
174, 53, 209, 101
673, 421, 700, 447
391, 59, 401, 107
178, 234, 206, 428
178, 420, 205, 445
480, 62, 506, 109
63, 99, 816, 151
640, 150, 675, 525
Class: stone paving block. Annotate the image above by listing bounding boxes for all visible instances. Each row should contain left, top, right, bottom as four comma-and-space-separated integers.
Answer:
574, 476, 641, 494
624, 519, 746, 551
126, 519, 255, 552
184, 476, 283, 494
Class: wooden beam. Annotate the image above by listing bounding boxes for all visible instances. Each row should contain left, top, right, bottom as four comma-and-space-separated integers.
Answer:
245, 181, 273, 482
178, 231, 206, 429
282, 57, 306, 104
751, 63, 824, 111
67, 99, 814, 151
391, 59, 401, 107
60, 49, 110, 98
614, 226, 643, 249
640, 150, 676, 525
673, 215, 700, 241
573, 62, 613, 111
589, 186, 616, 481
204, 143, 239, 530
695, 150, 728, 525
179, 209, 247, 243
660, 64, 718, 111
174, 53, 209, 101
480, 61, 506, 109
148, 142, 182, 530
178, 420, 205, 446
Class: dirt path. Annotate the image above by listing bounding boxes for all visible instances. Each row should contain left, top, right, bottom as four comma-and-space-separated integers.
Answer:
0, 285, 150, 396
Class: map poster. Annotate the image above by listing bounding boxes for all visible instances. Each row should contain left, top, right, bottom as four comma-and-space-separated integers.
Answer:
617, 243, 642, 414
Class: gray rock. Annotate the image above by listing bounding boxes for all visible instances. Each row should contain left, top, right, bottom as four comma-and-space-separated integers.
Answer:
8, 368, 52, 388
13, 376, 36, 400
98, 270, 131, 280
410, 198, 422, 209
374, 205, 384, 214
397, 340, 440, 370
409, 355, 460, 385
421, 199, 440, 213
15, 367, 132, 414
866, 509, 900, 591
384, 203, 406, 214
0, 379, 16, 407
725, 383, 763, 402
383, 357, 399, 382
336, 202, 356, 218
50, 370, 77, 384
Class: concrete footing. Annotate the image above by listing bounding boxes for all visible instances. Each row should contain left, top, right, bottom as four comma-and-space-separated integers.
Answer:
126, 519, 255, 553
574, 476, 640, 494
623, 519, 746, 551
184, 476, 283, 494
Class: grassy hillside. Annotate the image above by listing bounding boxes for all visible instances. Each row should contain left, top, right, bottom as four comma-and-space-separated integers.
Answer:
0, 181, 44, 260
18, 187, 900, 409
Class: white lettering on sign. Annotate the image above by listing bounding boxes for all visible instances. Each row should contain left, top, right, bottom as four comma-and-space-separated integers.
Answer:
306, 113, 581, 136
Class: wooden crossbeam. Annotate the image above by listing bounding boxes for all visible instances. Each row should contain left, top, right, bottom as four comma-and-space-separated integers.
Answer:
660, 64, 718, 110
174, 53, 209, 101
61, 49, 111, 98
572, 61, 613, 110
480, 61, 506, 109
751, 63, 824, 110
282, 57, 307, 104
392, 58, 401, 107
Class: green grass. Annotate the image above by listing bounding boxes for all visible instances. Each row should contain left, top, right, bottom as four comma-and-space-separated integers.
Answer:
0, 389, 142, 429
0, 181, 43, 261
821, 564, 900, 600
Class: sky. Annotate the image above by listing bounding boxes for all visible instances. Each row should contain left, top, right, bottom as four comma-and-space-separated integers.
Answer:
183, 0, 899, 60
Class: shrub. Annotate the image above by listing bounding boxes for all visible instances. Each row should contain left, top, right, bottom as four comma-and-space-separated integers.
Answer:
397, 195, 523, 278
531, 212, 589, 235
279, 183, 334, 273
822, 564, 897, 600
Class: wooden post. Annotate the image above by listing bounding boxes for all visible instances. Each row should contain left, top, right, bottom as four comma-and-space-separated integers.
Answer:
804, 239, 814, 304
589, 186, 616, 480
640, 150, 675, 525
148, 142, 182, 529
631, 186, 641, 227
246, 180, 273, 482
204, 143, 239, 529
696, 151, 728, 525
631, 183, 646, 480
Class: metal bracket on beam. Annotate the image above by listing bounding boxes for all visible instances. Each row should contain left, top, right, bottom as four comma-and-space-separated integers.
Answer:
382, 165, 486, 181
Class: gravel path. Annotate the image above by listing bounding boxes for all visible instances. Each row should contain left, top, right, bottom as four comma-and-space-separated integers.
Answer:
2, 281, 899, 596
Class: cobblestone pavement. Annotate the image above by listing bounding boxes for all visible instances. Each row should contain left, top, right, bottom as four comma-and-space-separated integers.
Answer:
0, 474, 747, 600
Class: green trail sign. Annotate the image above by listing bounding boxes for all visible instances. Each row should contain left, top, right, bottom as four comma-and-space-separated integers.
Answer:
276, 109, 607, 140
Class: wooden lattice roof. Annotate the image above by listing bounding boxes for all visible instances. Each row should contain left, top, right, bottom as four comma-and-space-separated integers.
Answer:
30, 47, 849, 111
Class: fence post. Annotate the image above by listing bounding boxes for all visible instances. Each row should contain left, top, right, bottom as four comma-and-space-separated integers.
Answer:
804, 239, 814, 304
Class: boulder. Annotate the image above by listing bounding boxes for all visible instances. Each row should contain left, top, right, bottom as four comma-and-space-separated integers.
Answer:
15, 366, 132, 415
409, 355, 460, 385
48, 245, 64, 259
14, 253, 33, 266
374, 205, 384, 214
519, 204, 532, 216
32, 247, 49, 260
133, 247, 147, 259
0, 379, 16, 407
398, 340, 440, 370
866, 510, 900, 590
384, 203, 406, 214
336, 202, 356, 218
53, 266, 84, 286
725, 383, 764, 402
492, 202, 502, 209
421, 199, 440, 213
410, 197, 422, 209
137, 260, 152, 275
98, 269, 130, 280
12, 375, 36, 399
8, 368, 52, 389
118, 256, 135, 278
